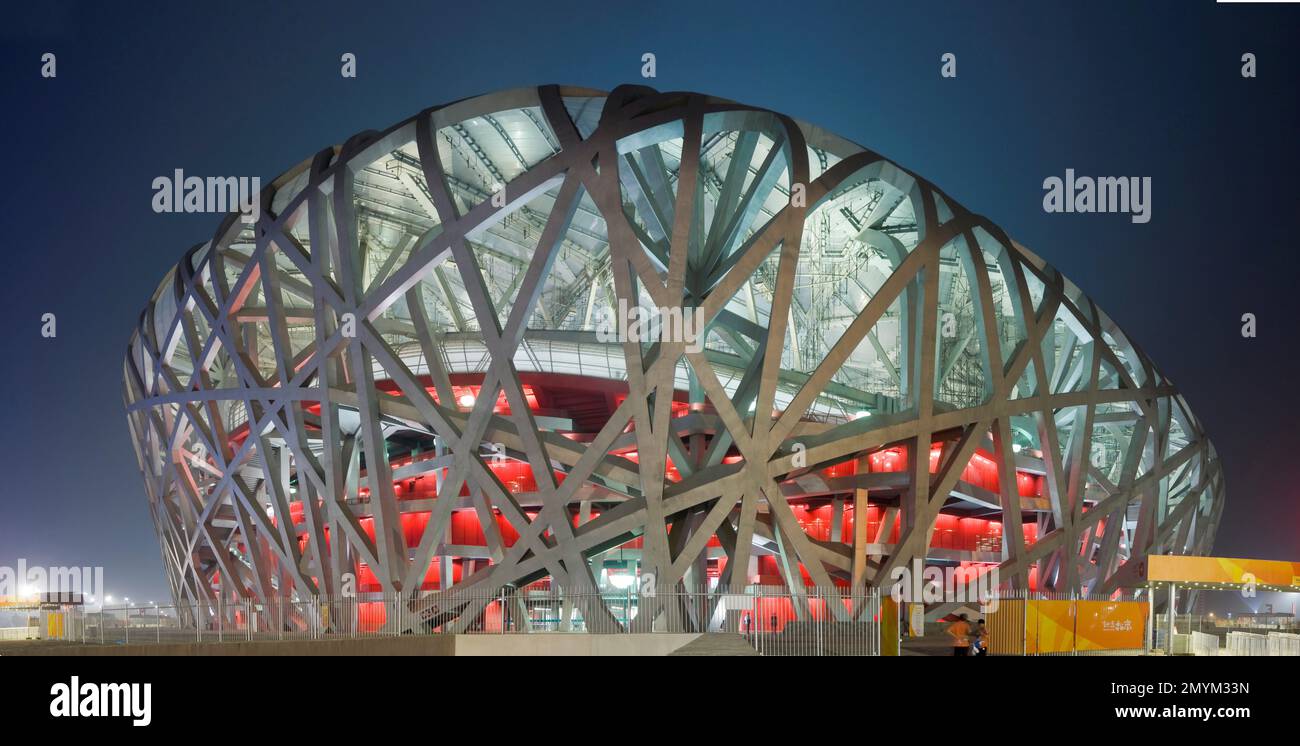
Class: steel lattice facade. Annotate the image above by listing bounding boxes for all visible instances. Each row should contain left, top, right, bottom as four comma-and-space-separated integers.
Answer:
124, 85, 1223, 632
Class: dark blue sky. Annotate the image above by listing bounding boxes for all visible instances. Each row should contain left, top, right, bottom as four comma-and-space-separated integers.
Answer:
1, 0, 1296, 604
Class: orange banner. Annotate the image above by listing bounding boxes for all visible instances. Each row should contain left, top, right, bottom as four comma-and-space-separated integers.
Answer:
987, 599, 1148, 654
1026, 600, 1075, 654
1075, 600, 1147, 651
1146, 556, 1300, 588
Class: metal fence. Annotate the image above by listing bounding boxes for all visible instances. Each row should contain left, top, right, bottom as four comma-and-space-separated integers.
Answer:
1267, 632, 1300, 656
1, 626, 35, 641
741, 586, 883, 656
982, 590, 1150, 655
1191, 630, 1220, 656
41, 584, 883, 656
1224, 630, 1300, 656
1226, 631, 1268, 656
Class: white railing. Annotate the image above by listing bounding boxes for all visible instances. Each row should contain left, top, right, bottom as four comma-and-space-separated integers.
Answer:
1222, 631, 1300, 656
1225, 631, 1268, 656
1266, 632, 1300, 656
1190, 630, 1220, 656
0, 626, 36, 641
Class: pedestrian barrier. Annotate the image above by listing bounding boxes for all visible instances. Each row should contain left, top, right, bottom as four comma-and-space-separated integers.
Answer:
1190, 630, 1220, 656
1225, 631, 1268, 656
0, 626, 36, 641
1265, 631, 1300, 656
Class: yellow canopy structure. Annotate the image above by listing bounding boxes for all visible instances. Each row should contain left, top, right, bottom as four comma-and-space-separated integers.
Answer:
1144, 556, 1300, 592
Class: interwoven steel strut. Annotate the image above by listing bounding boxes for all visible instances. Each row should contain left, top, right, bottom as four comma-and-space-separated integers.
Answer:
124, 85, 1223, 632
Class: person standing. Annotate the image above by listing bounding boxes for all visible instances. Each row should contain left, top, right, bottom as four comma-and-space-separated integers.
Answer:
973, 618, 990, 656
948, 613, 972, 656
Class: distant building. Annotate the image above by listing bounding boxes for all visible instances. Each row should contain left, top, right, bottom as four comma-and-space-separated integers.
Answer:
1217, 612, 1297, 630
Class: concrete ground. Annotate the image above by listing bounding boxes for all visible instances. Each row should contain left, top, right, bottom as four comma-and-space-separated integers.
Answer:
0, 639, 80, 654
669, 633, 760, 656
901, 632, 964, 656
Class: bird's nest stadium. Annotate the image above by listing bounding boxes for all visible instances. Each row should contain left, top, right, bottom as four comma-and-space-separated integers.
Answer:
124, 84, 1222, 633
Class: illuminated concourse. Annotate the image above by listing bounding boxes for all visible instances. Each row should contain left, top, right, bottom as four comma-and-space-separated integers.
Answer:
123, 85, 1223, 633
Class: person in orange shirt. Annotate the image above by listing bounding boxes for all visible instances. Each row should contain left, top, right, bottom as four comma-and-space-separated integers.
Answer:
948, 613, 972, 656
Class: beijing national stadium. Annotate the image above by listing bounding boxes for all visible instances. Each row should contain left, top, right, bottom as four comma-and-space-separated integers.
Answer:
122, 84, 1223, 634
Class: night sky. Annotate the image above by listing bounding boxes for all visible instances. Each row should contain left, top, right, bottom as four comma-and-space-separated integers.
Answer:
1, 0, 1295, 609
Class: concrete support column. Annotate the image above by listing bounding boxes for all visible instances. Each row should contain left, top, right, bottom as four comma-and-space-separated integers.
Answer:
830, 497, 844, 544
851, 457, 870, 587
